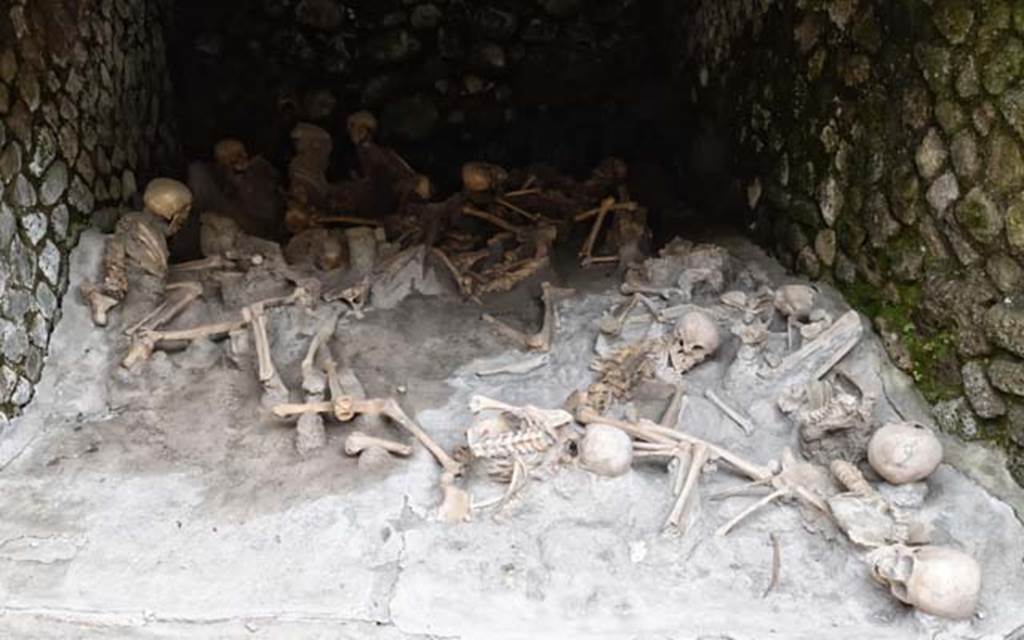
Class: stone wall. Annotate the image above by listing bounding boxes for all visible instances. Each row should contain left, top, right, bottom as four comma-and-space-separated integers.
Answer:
669, 0, 1024, 481
0, 0, 171, 421
169, 0, 674, 183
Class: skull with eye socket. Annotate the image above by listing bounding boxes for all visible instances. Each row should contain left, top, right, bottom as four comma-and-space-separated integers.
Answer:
867, 544, 981, 619
668, 310, 721, 374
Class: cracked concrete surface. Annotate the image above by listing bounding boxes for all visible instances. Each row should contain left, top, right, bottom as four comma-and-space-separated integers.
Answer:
1, 232, 1023, 639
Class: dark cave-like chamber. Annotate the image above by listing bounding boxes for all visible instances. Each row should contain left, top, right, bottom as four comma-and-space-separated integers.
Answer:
164, 0, 748, 251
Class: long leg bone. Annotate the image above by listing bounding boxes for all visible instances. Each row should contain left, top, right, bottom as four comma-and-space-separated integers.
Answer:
477, 257, 551, 295
665, 443, 709, 531
573, 200, 639, 222
575, 407, 772, 481
660, 385, 688, 429
430, 248, 478, 300
482, 282, 575, 352
578, 197, 614, 263
169, 256, 236, 274
344, 431, 414, 457
315, 215, 383, 227
713, 449, 832, 536
495, 198, 546, 223
301, 310, 340, 397
704, 389, 756, 436
122, 318, 248, 368
599, 294, 642, 336
462, 205, 524, 236
715, 489, 789, 537
244, 302, 289, 404
125, 280, 203, 336
273, 396, 462, 475
343, 397, 463, 476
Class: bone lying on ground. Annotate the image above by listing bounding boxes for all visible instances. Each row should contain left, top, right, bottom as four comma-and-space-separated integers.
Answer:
344, 431, 414, 457
764, 310, 863, 381
474, 353, 551, 377
704, 388, 756, 436
121, 318, 249, 368
273, 396, 462, 476
482, 282, 576, 352
124, 280, 203, 336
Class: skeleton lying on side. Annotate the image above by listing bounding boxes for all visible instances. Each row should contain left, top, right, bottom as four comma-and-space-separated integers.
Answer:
454, 395, 576, 515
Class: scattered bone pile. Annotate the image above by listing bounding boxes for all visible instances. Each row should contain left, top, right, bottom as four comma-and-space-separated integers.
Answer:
80, 111, 981, 623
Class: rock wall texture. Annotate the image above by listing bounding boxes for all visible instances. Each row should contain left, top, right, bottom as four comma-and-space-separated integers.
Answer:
169, 0, 676, 184
669, 0, 1024, 482
0, 0, 171, 421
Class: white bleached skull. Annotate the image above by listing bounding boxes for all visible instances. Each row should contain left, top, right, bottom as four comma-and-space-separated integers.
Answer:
774, 284, 816, 320
580, 424, 633, 477
867, 544, 981, 619
867, 421, 943, 484
668, 310, 721, 373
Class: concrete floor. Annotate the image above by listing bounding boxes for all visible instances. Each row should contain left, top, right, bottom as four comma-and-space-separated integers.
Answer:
1, 233, 1023, 639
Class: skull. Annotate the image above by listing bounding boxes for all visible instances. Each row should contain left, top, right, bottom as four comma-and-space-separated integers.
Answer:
868, 544, 981, 619
774, 284, 816, 320
461, 161, 509, 194
580, 423, 633, 477
291, 123, 334, 165
214, 138, 250, 173
669, 310, 721, 373
867, 421, 943, 484
143, 178, 193, 235
347, 110, 378, 145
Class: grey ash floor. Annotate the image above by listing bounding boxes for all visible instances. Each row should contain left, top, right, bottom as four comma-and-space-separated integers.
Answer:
1, 231, 1023, 639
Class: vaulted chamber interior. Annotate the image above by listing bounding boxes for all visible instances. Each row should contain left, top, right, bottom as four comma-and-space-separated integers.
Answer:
164, 0, 746, 254
5, 1, 1024, 634
3, 0, 1024, 482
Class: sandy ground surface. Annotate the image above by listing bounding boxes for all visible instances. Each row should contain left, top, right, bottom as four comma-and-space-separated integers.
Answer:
1, 231, 1023, 639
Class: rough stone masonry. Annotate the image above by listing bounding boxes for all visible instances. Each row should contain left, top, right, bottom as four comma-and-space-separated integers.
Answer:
670, 0, 1024, 482
0, 0, 172, 421
4, 0, 1024, 484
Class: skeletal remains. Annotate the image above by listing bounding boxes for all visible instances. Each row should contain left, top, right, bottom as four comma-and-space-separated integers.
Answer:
80, 110, 983, 621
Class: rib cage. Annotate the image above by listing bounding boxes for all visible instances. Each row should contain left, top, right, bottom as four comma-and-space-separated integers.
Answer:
469, 428, 553, 459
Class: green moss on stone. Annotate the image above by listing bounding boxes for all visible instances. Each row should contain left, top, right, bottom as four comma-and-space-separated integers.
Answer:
841, 280, 963, 402
983, 36, 1024, 94
1007, 193, 1024, 251
933, 0, 975, 44
977, 0, 1013, 52
835, 214, 868, 254
956, 186, 1004, 242
999, 86, 1024, 139
890, 162, 922, 212
915, 43, 953, 93
988, 132, 1024, 190
1014, 0, 1024, 34
852, 8, 883, 52
935, 100, 966, 133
